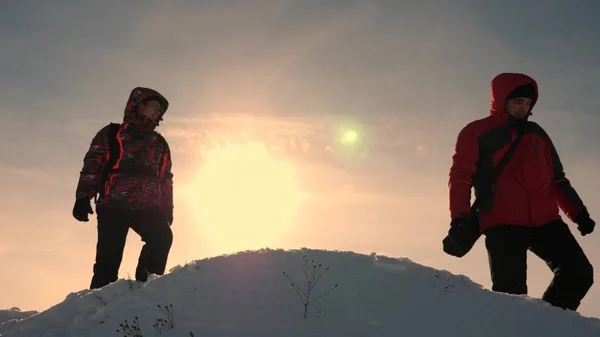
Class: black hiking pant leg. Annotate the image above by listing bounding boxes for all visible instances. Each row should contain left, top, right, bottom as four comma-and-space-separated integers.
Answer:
90, 208, 131, 289
130, 210, 173, 282
484, 225, 530, 295
529, 220, 594, 311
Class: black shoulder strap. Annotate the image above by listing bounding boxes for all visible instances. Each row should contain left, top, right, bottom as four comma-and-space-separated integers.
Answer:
471, 129, 525, 213
97, 123, 121, 200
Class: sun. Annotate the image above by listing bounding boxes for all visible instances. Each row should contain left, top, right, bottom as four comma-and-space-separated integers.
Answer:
184, 142, 305, 254
341, 129, 359, 144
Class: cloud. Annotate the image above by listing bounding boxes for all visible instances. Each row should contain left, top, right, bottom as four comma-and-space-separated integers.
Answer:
2, 0, 599, 217
160, 110, 452, 202
0, 163, 71, 187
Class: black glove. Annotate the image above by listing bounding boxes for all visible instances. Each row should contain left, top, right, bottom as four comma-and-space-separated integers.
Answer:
73, 198, 94, 222
575, 208, 595, 236
443, 213, 481, 258
450, 214, 469, 228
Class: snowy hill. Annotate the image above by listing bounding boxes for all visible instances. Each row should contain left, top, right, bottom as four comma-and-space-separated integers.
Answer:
2, 248, 600, 337
0, 308, 38, 329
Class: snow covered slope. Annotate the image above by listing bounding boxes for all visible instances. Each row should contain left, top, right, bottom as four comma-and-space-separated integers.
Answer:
0, 308, 38, 328
2, 248, 600, 337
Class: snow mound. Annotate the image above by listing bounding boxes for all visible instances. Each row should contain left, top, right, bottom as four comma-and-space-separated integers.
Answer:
2, 248, 600, 337
0, 307, 38, 329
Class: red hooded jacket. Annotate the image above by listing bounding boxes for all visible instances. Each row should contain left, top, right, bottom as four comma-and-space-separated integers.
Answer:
448, 73, 586, 231
75, 87, 173, 213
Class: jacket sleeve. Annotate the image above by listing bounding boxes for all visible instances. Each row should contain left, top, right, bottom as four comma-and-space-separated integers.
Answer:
75, 125, 111, 200
159, 137, 174, 213
548, 138, 585, 221
449, 124, 479, 220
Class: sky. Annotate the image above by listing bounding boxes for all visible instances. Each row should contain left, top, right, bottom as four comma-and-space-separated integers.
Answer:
1, 0, 600, 318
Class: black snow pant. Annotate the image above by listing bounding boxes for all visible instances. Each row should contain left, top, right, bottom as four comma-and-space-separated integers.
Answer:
90, 206, 173, 289
484, 219, 593, 311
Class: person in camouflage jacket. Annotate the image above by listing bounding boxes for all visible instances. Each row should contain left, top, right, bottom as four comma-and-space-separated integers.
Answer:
72, 87, 174, 289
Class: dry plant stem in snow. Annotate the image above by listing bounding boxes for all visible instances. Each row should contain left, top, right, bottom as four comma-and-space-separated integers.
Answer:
153, 304, 174, 333
283, 254, 338, 319
116, 316, 143, 337
115, 303, 194, 336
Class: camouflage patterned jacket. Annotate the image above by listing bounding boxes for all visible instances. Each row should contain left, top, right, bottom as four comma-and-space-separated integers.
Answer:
75, 87, 173, 213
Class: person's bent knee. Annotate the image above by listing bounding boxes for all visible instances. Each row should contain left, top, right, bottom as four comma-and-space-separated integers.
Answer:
162, 225, 173, 246
163, 229, 173, 252
557, 260, 594, 290
579, 262, 594, 289
151, 224, 173, 251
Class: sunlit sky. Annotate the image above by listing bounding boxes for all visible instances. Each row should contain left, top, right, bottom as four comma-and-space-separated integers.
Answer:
2, 1, 600, 318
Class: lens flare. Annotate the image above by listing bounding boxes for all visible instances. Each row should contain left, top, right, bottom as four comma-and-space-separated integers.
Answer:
331, 119, 369, 163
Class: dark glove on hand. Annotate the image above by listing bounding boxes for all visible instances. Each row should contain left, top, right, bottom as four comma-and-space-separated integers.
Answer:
73, 198, 94, 222
443, 213, 480, 258
450, 215, 469, 228
575, 208, 595, 236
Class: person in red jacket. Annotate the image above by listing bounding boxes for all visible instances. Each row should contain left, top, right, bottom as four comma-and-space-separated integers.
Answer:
447, 73, 595, 311
72, 87, 174, 289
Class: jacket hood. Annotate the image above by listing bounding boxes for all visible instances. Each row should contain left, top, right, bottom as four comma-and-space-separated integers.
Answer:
123, 87, 170, 127
489, 73, 538, 115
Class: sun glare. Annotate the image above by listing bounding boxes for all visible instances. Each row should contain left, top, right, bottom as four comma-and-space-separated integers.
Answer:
184, 142, 305, 254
